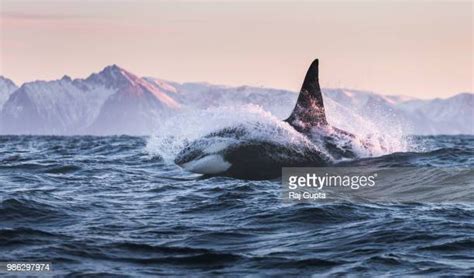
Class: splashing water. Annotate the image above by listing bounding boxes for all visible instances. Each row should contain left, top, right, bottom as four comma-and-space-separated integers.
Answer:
147, 102, 415, 163
323, 97, 413, 156
146, 104, 316, 161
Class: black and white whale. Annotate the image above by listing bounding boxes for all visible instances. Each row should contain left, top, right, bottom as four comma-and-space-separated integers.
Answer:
174, 59, 369, 179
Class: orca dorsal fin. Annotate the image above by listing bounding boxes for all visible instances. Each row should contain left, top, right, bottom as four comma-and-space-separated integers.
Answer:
285, 59, 328, 132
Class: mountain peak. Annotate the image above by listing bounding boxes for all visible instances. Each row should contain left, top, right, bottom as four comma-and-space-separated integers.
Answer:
0, 76, 17, 88
87, 64, 139, 88
102, 64, 123, 72
99, 64, 130, 76
61, 75, 72, 82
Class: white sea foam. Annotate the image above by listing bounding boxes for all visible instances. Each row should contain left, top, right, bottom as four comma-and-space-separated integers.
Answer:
146, 104, 316, 161
146, 100, 411, 163
323, 97, 411, 157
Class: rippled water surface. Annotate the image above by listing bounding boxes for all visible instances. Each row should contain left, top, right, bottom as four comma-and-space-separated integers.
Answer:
0, 135, 473, 276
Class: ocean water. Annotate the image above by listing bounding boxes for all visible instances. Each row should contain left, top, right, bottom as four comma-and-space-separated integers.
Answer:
0, 135, 473, 276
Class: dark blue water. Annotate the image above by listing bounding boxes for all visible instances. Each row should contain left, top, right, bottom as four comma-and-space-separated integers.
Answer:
0, 135, 473, 276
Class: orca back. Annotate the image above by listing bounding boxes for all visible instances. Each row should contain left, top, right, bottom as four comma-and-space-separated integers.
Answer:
285, 59, 328, 132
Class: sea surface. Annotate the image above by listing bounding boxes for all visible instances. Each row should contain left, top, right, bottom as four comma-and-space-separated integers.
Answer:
0, 135, 473, 276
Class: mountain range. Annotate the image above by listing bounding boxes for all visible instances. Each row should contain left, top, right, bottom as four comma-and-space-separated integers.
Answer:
0, 65, 472, 135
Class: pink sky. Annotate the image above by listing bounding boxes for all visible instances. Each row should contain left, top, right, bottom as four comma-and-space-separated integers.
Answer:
0, 0, 472, 98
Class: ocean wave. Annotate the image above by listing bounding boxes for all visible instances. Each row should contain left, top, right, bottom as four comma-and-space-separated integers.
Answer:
338, 147, 474, 167
0, 198, 69, 222
0, 135, 472, 276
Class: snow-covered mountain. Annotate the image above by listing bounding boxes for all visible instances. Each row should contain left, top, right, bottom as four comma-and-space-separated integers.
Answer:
0, 66, 471, 135
0, 76, 18, 109
396, 93, 473, 135
139, 81, 473, 135
86, 66, 179, 135
320, 89, 473, 135
0, 65, 179, 135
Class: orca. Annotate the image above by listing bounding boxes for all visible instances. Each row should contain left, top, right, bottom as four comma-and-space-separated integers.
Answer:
174, 59, 365, 179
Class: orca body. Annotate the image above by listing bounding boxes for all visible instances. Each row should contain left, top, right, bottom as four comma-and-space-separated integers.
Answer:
175, 124, 330, 179
174, 59, 365, 179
